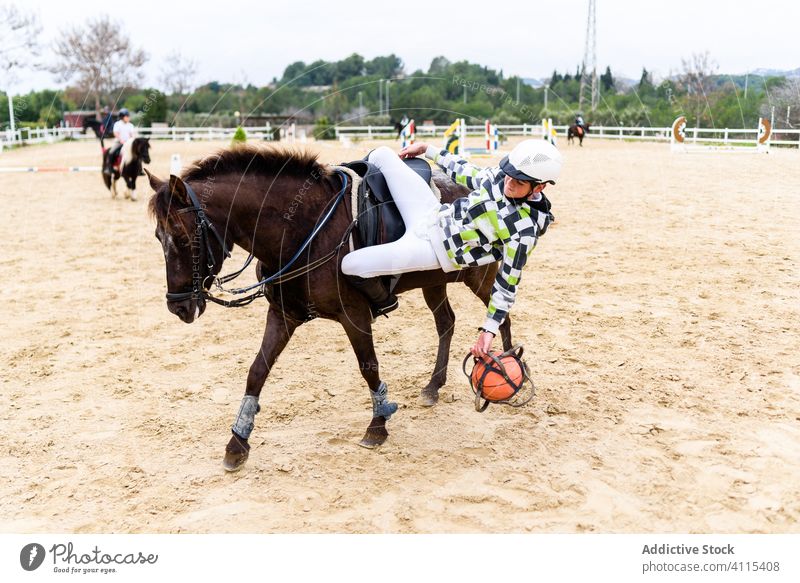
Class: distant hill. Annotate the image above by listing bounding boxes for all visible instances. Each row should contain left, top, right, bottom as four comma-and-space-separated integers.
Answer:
522, 77, 546, 88
524, 75, 639, 89
746, 67, 800, 78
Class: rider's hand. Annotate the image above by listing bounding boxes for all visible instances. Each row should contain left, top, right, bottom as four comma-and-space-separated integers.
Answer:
399, 143, 428, 159
470, 330, 495, 359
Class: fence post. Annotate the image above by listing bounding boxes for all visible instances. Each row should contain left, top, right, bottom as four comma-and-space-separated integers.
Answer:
724, 129, 728, 144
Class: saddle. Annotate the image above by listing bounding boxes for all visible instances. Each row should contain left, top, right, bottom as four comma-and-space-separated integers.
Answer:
103, 147, 122, 169
340, 156, 433, 248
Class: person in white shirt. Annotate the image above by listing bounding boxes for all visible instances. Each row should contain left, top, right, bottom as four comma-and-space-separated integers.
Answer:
103, 108, 136, 175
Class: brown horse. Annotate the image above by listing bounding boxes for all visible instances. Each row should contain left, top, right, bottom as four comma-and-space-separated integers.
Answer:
147, 145, 514, 471
567, 123, 590, 146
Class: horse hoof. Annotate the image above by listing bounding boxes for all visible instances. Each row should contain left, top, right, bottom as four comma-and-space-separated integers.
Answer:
222, 450, 249, 472
419, 386, 439, 407
358, 426, 388, 449
358, 417, 389, 449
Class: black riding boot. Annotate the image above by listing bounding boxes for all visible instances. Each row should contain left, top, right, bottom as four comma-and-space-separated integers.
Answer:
345, 275, 398, 319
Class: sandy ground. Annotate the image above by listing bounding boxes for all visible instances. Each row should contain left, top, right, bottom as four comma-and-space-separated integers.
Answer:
0, 135, 798, 533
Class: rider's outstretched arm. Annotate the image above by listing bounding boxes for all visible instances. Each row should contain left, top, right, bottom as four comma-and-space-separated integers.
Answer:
424, 145, 492, 191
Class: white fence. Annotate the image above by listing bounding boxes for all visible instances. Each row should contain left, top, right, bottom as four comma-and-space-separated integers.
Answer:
0, 125, 279, 150
3, 123, 800, 150
336, 123, 800, 148
136, 125, 277, 141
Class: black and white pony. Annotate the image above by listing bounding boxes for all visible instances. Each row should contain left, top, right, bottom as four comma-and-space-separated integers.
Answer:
102, 138, 151, 201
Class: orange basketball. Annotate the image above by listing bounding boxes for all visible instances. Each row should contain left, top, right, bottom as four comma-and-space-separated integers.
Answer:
471, 352, 524, 401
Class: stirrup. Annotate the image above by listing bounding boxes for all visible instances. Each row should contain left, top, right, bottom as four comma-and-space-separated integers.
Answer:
371, 296, 398, 319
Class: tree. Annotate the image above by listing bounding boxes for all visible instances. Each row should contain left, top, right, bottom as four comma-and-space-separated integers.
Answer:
139, 89, 168, 126
334, 53, 365, 81
679, 51, 719, 124
0, 4, 41, 83
364, 54, 403, 78
159, 51, 197, 95
762, 78, 800, 129
600, 66, 614, 91
428, 56, 451, 75
49, 16, 147, 114
638, 67, 652, 90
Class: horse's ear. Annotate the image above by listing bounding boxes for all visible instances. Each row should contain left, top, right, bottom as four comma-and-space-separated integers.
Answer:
144, 168, 164, 192
168, 174, 189, 205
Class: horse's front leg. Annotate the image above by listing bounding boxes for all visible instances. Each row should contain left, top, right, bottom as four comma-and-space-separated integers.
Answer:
127, 176, 138, 201
419, 285, 455, 406
339, 311, 397, 448
223, 304, 300, 471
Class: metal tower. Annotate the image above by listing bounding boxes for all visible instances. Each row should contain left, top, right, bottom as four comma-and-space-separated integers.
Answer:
578, 0, 598, 112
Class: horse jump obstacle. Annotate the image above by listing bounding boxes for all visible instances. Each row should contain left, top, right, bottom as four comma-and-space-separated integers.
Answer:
442, 119, 500, 157
670, 115, 772, 153
542, 118, 557, 145
400, 119, 416, 148
0, 166, 101, 173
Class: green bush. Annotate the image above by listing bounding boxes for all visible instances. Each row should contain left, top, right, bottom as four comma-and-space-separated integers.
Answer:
231, 126, 247, 144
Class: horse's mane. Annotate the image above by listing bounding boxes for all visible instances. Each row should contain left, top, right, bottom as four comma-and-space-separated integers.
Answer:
148, 145, 330, 227
182, 144, 327, 183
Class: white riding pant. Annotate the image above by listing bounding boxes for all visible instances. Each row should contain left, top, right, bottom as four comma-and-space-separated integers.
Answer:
341, 147, 449, 278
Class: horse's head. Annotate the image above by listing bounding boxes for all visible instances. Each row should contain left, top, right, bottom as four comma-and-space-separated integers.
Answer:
133, 138, 151, 164
147, 171, 227, 323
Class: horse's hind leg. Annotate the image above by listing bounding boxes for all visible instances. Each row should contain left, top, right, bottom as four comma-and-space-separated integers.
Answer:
223, 304, 300, 472
463, 266, 513, 351
419, 285, 455, 406
339, 310, 397, 448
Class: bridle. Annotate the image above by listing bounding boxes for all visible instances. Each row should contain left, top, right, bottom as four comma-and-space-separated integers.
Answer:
164, 170, 353, 308
164, 179, 231, 304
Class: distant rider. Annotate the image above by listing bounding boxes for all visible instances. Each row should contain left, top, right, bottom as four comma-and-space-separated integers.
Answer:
100, 105, 114, 137
104, 108, 136, 175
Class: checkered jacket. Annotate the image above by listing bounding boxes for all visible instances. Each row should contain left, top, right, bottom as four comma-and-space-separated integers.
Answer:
425, 146, 554, 334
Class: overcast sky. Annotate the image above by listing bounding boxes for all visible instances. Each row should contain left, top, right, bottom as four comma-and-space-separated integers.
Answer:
6, 0, 799, 92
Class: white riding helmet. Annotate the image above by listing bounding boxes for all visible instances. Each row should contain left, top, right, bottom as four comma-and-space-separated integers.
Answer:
499, 139, 563, 185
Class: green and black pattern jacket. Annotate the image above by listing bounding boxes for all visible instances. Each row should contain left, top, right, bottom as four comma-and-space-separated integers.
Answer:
425, 146, 554, 334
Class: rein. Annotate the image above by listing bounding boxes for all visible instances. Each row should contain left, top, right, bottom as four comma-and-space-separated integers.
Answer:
165, 170, 353, 308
